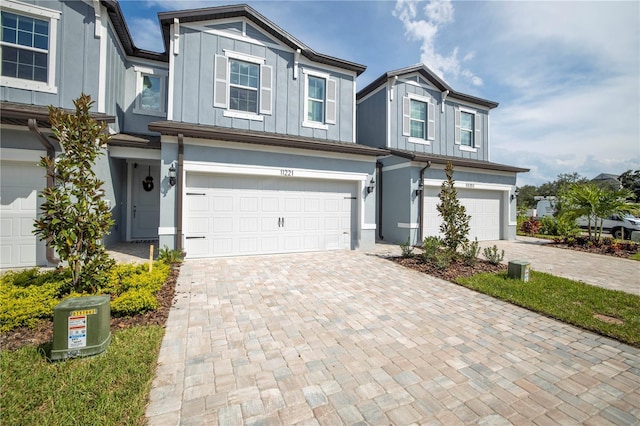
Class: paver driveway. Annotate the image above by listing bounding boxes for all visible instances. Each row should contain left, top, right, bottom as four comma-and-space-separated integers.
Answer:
146, 250, 640, 425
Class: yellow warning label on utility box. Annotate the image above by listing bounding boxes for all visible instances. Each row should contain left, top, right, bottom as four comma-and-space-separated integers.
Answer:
71, 309, 97, 316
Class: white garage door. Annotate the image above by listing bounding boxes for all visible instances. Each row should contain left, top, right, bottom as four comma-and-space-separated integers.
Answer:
184, 173, 356, 258
1, 161, 45, 268
423, 187, 502, 241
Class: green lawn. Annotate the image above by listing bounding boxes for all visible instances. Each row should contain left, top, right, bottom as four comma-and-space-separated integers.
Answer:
1, 326, 164, 426
457, 271, 640, 347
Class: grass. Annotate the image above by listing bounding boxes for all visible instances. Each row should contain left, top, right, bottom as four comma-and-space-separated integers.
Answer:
1, 326, 164, 426
630, 252, 640, 261
456, 271, 640, 347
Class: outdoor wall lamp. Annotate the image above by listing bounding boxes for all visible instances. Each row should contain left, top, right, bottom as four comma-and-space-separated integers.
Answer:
415, 180, 424, 197
168, 163, 177, 187
511, 187, 519, 202
366, 177, 376, 194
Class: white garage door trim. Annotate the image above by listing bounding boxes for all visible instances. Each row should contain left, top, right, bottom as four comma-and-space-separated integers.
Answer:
421, 179, 511, 242
181, 162, 373, 258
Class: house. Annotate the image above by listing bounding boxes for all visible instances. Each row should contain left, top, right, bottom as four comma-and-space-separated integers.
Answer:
356, 65, 529, 246
1, 1, 386, 269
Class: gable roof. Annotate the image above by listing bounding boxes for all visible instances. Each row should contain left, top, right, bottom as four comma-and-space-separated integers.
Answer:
157, 4, 366, 75
357, 64, 498, 109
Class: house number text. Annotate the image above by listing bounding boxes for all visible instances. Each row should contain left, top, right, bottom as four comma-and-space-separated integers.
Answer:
280, 169, 294, 177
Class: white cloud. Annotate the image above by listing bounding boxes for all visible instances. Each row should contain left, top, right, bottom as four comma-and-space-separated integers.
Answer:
129, 17, 164, 52
393, 0, 482, 86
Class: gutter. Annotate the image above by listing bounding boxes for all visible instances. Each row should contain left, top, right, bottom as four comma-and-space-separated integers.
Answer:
376, 161, 383, 240
176, 133, 184, 252
417, 161, 431, 245
27, 119, 60, 265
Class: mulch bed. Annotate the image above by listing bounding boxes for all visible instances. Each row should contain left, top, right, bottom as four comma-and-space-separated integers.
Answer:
545, 241, 638, 259
0, 264, 180, 352
393, 256, 506, 282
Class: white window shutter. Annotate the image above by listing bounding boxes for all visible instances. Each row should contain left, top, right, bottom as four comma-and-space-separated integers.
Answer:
214, 55, 228, 108
326, 78, 337, 124
402, 96, 411, 136
474, 113, 481, 147
260, 64, 272, 115
427, 100, 435, 140
454, 107, 461, 145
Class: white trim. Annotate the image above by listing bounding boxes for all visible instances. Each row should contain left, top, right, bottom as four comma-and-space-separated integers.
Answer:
223, 110, 264, 121
459, 145, 477, 153
133, 67, 168, 116
109, 146, 161, 160
172, 18, 180, 56
421, 179, 512, 192
302, 121, 328, 130
406, 92, 432, 104
183, 19, 287, 55
184, 161, 367, 182
97, 5, 107, 113
302, 68, 330, 80
381, 162, 413, 172
408, 137, 430, 145
352, 78, 357, 143
158, 227, 176, 235
162, 135, 376, 163
0, 0, 60, 94
302, 68, 331, 129
133, 65, 168, 76
167, 23, 176, 120
126, 162, 132, 241
0, 148, 45, 162
223, 50, 266, 65
509, 221, 518, 226
91, 0, 101, 38
361, 224, 377, 230
398, 222, 419, 229
356, 83, 386, 104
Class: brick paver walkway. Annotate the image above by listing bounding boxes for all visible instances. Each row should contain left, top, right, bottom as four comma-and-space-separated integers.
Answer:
146, 250, 640, 425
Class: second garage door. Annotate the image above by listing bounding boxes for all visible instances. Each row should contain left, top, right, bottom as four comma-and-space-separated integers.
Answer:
184, 173, 356, 258
423, 187, 502, 241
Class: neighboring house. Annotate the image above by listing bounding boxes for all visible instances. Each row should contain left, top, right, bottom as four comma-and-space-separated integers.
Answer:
0, 1, 385, 268
356, 65, 529, 246
591, 173, 621, 190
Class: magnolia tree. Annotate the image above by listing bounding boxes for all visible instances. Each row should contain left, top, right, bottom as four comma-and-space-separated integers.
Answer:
34, 94, 114, 291
437, 161, 471, 252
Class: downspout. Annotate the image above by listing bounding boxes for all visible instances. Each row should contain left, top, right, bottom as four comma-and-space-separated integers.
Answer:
176, 133, 184, 252
28, 119, 60, 265
376, 161, 383, 240
417, 161, 432, 244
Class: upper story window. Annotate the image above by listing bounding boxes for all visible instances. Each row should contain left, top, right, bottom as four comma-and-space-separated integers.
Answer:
402, 94, 434, 144
0, 1, 59, 93
133, 66, 167, 117
455, 106, 481, 151
307, 76, 325, 123
214, 51, 272, 121
229, 59, 259, 113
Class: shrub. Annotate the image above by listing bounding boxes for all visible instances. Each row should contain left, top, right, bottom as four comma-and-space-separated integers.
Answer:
0, 270, 70, 332
422, 236, 442, 263
110, 288, 159, 315
483, 245, 505, 265
437, 162, 470, 252
399, 238, 415, 258
157, 245, 184, 265
519, 217, 541, 235
102, 262, 169, 317
460, 238, 480, 266
434, 249, 454, 270
539, 215, 581, 238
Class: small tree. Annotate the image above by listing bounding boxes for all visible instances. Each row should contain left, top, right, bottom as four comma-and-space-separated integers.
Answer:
436, 161, 470, 252
34, 94, 114, 291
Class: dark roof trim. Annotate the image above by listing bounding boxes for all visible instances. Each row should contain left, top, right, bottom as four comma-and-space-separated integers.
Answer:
390, 149, 529, 173
148, 121, 389, 157
108, 133, 161, 150
0, 101, 116, 124
101, 0, 167, 61
357, 64, 499, 109
158, 4, 366, 75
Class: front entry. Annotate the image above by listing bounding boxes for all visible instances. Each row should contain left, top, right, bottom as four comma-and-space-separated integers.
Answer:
130, 163, 160, 240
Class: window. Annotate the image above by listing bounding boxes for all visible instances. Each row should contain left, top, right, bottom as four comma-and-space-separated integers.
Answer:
460, 111, 474, 146
402, 94, 435, 143
229, 59, 258, 113
0, 2, 59, 93
133, 66, 167, 116
214, 51, 271, 121
409, 99, 426, 139
302, 69, 336, 129
307, 76, 325, 123
454, 107, 481, 151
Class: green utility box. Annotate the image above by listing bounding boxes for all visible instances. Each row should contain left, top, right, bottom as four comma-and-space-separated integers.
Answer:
51, 295, 111, 361
508, 260, 531, 282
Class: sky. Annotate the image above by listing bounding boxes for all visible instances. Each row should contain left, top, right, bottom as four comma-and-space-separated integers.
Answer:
118, 0, 640, 187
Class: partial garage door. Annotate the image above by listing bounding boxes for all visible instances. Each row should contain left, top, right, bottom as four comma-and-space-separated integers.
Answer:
423, 187, 502, 241
184, 173, 356, 258
1, 161, 44, 268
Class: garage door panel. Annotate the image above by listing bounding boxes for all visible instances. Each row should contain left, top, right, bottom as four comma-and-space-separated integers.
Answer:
184, 174, 355, 258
